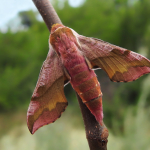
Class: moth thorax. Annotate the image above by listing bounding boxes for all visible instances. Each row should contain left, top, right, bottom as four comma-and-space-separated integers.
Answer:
51, 24, 64, 34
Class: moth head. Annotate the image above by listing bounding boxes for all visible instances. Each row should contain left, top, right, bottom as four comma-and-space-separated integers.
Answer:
50, 24, 81, 55
51, 24, 65, 34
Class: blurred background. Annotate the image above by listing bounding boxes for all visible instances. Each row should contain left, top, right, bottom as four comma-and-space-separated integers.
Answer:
0, 0, 150, 149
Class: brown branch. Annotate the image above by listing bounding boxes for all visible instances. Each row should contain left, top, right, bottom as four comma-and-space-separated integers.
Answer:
76, 93, 108, 150
32, 0, 62, 31
32, 0, 109, 149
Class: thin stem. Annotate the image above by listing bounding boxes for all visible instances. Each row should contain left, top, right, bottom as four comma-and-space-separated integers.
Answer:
32, 0, 62, 31
76, 93, 108, 150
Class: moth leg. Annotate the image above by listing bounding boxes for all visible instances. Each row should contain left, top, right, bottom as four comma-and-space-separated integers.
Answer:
64, 67, 71, 80
84, 56, 93, 69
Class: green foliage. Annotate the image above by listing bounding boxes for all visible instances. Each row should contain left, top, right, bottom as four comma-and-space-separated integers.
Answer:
108, 75, 150, 150
19, 11, 39, 28
0, 14, 49, 111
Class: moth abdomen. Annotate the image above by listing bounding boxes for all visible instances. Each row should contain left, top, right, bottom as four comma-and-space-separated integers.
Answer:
85, 95, 103, 125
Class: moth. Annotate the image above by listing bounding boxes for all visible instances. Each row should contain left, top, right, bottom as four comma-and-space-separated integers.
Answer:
27, 24, 150, 134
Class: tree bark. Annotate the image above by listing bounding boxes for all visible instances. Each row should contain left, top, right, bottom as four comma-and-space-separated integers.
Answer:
32, 0, 109, 149
76, 93, 108, 150
32, 0, 62, 31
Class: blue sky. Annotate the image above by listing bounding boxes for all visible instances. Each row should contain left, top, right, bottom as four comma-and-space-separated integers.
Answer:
0, 0, 84, 29
0, 0, 35, 28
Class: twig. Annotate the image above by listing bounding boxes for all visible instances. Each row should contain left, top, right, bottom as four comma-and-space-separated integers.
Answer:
32, 0, 62, 31
76, 93, 108, 150
32, 0, 109, 149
